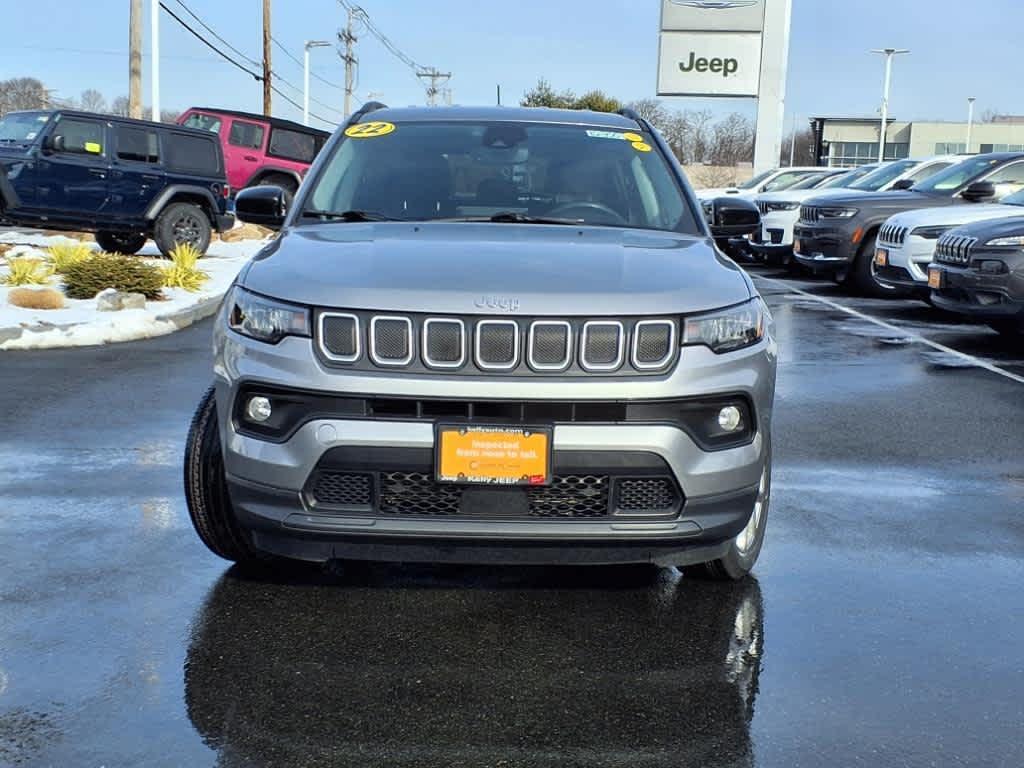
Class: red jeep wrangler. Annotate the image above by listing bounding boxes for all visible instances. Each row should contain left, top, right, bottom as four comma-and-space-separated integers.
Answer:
178, 108, 330, 199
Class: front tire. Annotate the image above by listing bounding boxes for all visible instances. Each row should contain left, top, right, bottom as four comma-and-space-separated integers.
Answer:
184, 386, 266, 564
95, 230, 147, 255
684, 454, 771, 582
848, 232, 903, 298
256, 173, 298, 201
154, 202, 212, 258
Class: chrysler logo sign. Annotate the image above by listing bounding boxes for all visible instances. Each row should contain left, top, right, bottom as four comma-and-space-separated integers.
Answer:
669, 0, 758, 8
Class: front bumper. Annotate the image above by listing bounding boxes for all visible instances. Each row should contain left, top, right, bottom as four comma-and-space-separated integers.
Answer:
213, 328, 776, 565
930, 258, 1024, 320
792, 223, 855, 273
873, 236, 936, 292
749, 211, 799, 255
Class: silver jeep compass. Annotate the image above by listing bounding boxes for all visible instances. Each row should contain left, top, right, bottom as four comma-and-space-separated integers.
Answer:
184, 104, 776, 580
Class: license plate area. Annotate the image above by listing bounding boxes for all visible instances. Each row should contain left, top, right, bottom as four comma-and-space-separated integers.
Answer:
435, 425, 552, 486
928, 267, 944, 289
875, 247, 889, 267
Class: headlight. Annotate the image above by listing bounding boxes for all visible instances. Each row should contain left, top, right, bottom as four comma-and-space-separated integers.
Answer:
765, 201, 800, 212
227, 286, 310, 344
683, 298, 766, 354
985, 235, 1024, 247
911, 225, 951, 240
819, 207, 859, 219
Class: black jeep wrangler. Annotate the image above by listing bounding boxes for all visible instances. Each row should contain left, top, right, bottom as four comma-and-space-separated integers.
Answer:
0, 109, 234, 256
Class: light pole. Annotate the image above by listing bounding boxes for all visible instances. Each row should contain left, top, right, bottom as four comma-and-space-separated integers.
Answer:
871, 48, 909, 163
303, 40, 331, 126
151, 0, 161, 121
966, 97, 977, 153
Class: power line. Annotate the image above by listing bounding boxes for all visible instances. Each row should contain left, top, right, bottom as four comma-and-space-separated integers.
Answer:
157, 1, 338, 126
271, 36, 344, 91
171, 0, 260, 67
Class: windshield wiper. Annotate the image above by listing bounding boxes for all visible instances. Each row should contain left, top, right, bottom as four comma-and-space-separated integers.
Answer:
440, 211, 581, 225
300, 209, 402, 222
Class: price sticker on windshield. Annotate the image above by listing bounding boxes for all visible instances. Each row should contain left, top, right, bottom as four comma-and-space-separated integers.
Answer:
344, 121, 396, 138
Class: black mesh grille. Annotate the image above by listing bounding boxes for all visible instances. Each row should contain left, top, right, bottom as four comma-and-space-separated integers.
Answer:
635, 323, 673, 365
583, 324, 621, 367
312, 472, 373, 507
374, 472, 610, 518
425, 321, 463, 365
531, 324, 570, 367
373, 318, 410, 362
321, 315, 358, 359
616, 478, 678, 513
477, 323, 516, 366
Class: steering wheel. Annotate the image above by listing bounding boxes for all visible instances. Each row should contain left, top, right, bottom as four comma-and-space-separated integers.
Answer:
546, 201, 628, 225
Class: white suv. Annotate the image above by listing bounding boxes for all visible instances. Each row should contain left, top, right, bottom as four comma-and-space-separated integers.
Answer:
696, 167, 824, 201
873, 186, 1024, 299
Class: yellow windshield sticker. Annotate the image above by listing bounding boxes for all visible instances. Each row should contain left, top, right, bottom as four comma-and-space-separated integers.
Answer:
623, 132, 644, 143
84, 142, 102, 154
631, 141, 652, 153
344, 121, 396, 138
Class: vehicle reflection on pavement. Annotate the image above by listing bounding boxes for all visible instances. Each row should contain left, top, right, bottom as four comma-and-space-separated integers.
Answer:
184, 564, 764, 767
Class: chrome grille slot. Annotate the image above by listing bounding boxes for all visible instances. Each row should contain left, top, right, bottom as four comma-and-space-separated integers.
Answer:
632, 320, 675, 370
879, 223, 909, 246
580, 321, 624, 371
475, 320, 519, 370
799, 205, 820, 223
319, 313, 360, 362
935, 234, 976, 265
528, 321, 571, 371
422, 318, 465, 368
370, 316, 413, 366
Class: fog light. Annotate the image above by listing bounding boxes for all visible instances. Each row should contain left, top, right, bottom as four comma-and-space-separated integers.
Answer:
245, 396, 272, 423
718, 405, 743, 432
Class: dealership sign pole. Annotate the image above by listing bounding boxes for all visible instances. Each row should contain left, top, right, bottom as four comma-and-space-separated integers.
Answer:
656, 0, 793, 173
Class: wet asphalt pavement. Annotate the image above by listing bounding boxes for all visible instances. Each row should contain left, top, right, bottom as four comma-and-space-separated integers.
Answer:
2, 269, 1023, 767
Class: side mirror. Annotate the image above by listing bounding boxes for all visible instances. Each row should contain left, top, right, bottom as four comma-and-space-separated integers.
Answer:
891, 178, 914, 191
42, 135, 64, 154
235, 185, 288, 230
708, 196, 761, 238
961, 180, 996, 202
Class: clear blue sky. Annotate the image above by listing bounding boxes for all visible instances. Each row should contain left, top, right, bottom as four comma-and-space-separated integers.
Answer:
3, 0, 1020, 128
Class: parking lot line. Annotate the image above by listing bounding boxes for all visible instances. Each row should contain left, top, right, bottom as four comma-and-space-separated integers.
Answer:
756, 276, 1024, 386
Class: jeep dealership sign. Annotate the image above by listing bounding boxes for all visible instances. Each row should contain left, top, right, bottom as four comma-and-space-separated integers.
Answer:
656, 0, 793, 173
657, 32, 763, 97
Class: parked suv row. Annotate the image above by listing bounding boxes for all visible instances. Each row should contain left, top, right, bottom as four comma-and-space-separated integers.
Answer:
0, 109, 234, 255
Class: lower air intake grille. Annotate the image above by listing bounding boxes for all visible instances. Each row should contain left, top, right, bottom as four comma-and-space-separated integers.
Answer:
379, 471, 462, 515
616, 478, 679, 513
311, 472, 373, 507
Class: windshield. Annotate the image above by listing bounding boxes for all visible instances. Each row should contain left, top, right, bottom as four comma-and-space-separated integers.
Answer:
789, 173, 834, 190
847, 159, 918, 191
0, 111, 51, 144
914, 155, 1007, 193
737, 169, 776, 190
305, 121, 701, 234
1000, 188, 1024, 207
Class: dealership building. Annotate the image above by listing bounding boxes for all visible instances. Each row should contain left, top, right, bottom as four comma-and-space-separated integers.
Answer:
810, 115, 1024, 166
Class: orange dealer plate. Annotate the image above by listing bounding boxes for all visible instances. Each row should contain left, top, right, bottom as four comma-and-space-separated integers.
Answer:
435, 425, 552, 486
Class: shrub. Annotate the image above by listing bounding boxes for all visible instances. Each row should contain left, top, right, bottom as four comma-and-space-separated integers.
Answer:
47, 242, 94, 273
162, 243, 210, 292
2, 258, 53, 286
7, 287, 65, 310
62, 253, 164, 300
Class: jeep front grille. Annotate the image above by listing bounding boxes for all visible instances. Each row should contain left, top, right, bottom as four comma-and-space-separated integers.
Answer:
935, 233, 977, 265
315, 311, 680, 376
879, 223, 909, 246
799, 205, 821, 223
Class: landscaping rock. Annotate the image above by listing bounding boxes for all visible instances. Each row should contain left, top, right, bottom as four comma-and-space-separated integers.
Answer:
219, 223, 274, 243
96, 288, 124, 311
121, 292, 147, 310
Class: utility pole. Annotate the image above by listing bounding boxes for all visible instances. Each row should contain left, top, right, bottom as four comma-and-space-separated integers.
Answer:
871, 48, 909, 163
150, 0, 160, 121
129, 0, 143, 118
966, 96, 976, 153
789, 113, 797, 166
303, 40, 331, 126
417, 67, 451, 107
262, 0, 272, 116
339, 7, 358, 119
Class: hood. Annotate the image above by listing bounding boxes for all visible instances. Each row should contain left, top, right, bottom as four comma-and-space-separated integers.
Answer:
803, 189, 950, 212
696, 187, 745, 200
886, 202, 1024, 230
243, 222, 752, 316
949, 213, 1024, 240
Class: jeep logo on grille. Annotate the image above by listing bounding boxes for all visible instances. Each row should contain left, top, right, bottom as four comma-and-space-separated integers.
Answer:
475, 295, 521, 312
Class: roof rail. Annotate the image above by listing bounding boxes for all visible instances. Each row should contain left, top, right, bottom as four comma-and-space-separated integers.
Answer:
346, 101, 389, 125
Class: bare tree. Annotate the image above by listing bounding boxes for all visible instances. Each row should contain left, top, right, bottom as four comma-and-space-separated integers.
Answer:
110, 96, 131, 117
627, 98, 669, 133
708, 112, 755, 166
0, 77, 50, 116
779, 127, 815, 166
79, 89, 107, 114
